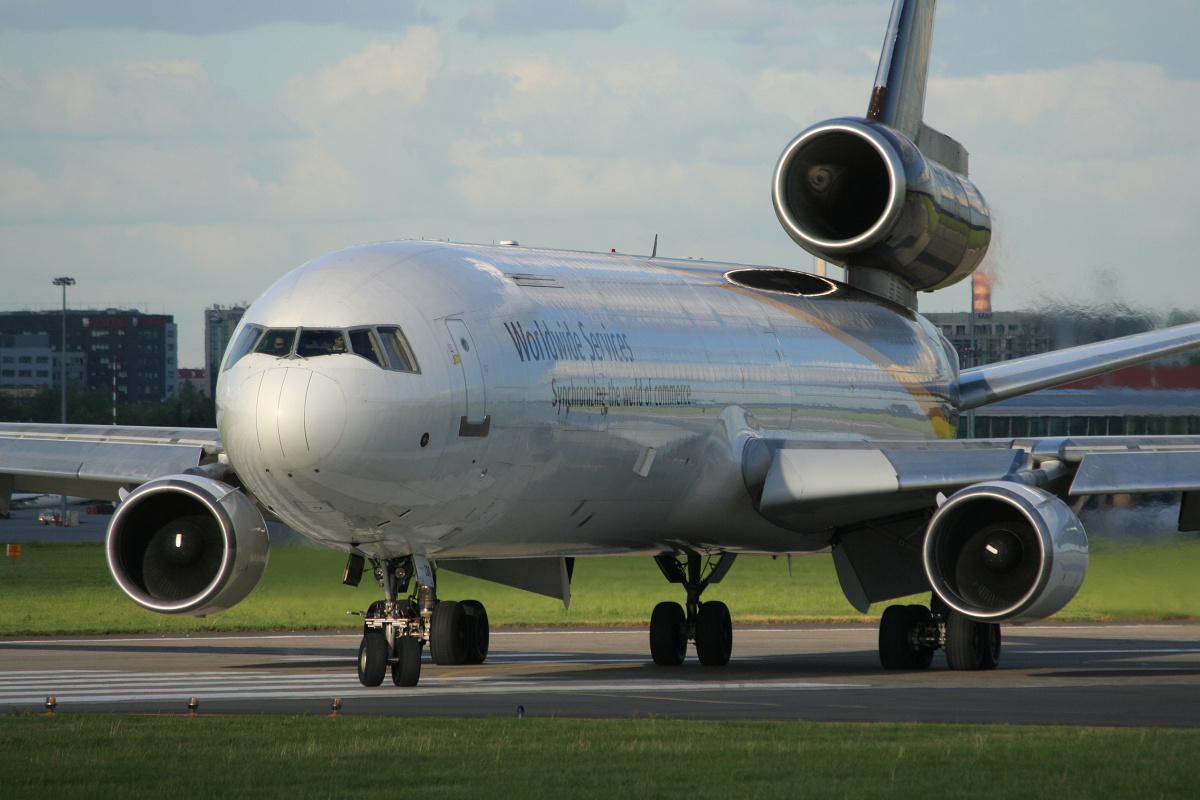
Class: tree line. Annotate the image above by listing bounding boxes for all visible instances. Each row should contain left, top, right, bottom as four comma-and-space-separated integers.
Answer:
0, 383, 216, 428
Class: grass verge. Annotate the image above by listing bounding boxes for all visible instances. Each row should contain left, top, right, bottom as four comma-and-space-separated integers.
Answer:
2, 538, 1200, 635
2, 716, 1199, 799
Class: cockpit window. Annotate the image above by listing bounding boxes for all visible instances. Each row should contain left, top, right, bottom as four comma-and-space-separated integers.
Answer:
296, 329, 347, 358
255, 329, 297, 357
378, 326, 420, 372
222, 324, 264, 371
241, 324, 419, 371
348, 328, 385, 367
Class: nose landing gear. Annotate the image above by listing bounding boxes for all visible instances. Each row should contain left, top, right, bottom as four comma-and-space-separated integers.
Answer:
649, 550, 736, 667
351, 554, 490, 688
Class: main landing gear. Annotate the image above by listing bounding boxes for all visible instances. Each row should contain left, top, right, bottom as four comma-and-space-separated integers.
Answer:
347, 553, 490, 688
648, 550, 737, 667
877, 596, 1001, 671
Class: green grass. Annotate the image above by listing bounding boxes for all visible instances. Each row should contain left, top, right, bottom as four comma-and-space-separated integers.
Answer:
2, 716, 1199, 799
3, 538, 1200, 635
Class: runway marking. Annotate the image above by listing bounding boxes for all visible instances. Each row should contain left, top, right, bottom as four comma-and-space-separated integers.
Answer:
570, 692, 784, 708
0, 670, 868, 707
1023, 648, 1200, 655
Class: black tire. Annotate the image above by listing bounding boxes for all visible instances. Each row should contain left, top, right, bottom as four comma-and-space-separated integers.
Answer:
460, 599, 490, 665
945, 610, 1002, 671
695, 600, 733, 667
980, 620, 1001, 670
430, 600, 468, 665
357, 632, 388, 687
905, 605, 936, 669
391, 635, 422, 686
649, 601, 687, 666
878, 605, 911, 669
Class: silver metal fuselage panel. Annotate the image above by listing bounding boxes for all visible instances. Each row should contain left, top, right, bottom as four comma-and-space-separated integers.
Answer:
216, 241, 957, 560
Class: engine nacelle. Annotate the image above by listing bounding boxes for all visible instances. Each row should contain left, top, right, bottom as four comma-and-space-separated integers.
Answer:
772, 118, 991, 293
106, 474, 269, 617
923, 482, 1087, 623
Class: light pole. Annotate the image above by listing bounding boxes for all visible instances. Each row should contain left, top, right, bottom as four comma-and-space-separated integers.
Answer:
52, 276, 75, 525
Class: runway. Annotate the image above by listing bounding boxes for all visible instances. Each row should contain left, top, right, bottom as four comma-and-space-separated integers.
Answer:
3, 623, 1200, 725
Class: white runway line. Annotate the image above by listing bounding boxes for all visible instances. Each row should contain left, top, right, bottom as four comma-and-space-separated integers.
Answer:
0, 669, 867, 706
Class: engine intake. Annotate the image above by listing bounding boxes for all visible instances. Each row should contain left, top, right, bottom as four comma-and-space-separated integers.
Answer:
106, 474, 269, 617
772, 118, 991, 293
923, 482, 1087, 623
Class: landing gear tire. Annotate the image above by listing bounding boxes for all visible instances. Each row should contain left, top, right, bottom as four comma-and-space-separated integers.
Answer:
391, 635, 422, 686
905, 605, 936, 669
461, 599, 490, 665
879, 605, 912, 669
430, 600, 469, 666
695, 600, 732, 667
880, 605, 936, 670
649, 601, 687, 666
357, 632, 388, 687
945, 610, 1001, 671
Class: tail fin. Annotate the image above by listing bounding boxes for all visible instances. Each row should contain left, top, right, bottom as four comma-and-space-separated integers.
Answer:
866, 0, 968, 175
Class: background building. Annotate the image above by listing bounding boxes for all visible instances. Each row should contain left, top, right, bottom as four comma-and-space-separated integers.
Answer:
0, 310, 177, 402
0, 333, 85, 392
924, 310, 1057, 367
205, 305, 246, 396
178, 367, 208, 397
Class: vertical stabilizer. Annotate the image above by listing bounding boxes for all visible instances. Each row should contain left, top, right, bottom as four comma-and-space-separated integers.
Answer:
867, 0, 935, 140
865, 0, 967, 175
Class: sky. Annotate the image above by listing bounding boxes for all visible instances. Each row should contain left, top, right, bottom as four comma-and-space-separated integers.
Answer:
1, 0, 1198, 368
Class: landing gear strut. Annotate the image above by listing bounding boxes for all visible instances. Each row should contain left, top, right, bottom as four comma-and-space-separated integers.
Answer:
350, 554, 490, 687
649, 550, 736, 667
877, 596, 1000, 671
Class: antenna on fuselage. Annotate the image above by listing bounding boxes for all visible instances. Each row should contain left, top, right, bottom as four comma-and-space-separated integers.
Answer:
650, 233, 658, 259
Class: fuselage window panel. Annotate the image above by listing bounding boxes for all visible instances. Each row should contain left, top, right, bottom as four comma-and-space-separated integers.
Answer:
296, 329, 347, 358
255, 329, 297, 357
348, 328, 386, 367
378, 326, 420, 373
223, 324, 265, 371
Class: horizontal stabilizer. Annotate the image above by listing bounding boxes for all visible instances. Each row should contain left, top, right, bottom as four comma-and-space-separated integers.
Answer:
958, 320, 1200, 410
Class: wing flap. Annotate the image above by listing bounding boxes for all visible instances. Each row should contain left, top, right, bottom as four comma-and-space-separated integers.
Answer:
1071, 451, 1200, 495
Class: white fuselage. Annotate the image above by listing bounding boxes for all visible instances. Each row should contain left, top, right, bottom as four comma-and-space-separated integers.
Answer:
216, 241, 958, 561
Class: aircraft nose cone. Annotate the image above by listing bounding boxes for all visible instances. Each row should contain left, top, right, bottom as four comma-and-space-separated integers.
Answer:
253, 367, 347, 470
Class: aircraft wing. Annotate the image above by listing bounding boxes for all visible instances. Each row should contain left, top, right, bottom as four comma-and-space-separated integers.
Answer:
745, 434, 1200, 612
0, 422, 220, 512
747, 435, 1200, 530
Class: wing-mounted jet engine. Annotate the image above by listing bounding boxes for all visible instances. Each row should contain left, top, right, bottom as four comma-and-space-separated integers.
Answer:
772, 0, 990, 309
924, 482, 1088, 623
106, 473, 269, 617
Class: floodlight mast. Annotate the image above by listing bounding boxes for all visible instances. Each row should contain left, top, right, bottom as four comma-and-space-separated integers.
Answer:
52, 276, 75, 525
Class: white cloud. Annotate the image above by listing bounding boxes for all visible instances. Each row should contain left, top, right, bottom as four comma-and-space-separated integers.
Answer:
295, 28, 444, 110
458, 0, 627, 36
0, 58, 295, 140
928, 63, 1200, 158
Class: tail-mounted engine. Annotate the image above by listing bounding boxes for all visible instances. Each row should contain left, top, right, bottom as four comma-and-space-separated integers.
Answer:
106, 474, 269, 617
923, 481, 1087, 623
772, 118, 991, 301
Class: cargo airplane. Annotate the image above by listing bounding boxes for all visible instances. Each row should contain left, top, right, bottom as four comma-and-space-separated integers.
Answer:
4, 0, 1200, 687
